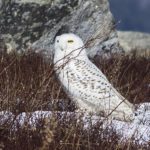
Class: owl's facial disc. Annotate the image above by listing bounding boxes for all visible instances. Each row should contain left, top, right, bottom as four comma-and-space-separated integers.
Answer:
54, 33, 88, 65
54, 34, 85, 58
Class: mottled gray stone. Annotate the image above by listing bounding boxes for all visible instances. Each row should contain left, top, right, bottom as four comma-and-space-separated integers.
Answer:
32, 0, 122, 59
118, 31, 150, 57
0, 0, 122, 59
0, 0, 2, 9
0, 0, 79, 52
15, 0, 53, 5
0, 34, 18, 53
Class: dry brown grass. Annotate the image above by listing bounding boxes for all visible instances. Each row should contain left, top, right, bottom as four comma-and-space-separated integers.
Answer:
0, 50, 149, 150
94, 53, 150, 104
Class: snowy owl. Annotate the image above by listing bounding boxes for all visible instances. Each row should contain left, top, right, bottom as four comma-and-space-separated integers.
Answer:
54, 33, 135, 121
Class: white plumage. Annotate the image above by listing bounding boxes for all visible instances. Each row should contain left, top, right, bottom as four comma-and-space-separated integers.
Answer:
54, 33, 135, 121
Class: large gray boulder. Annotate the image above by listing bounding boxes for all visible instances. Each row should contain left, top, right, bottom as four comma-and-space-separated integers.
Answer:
32, 0, 122, 59
0, 0, 122, 58
118, 31, 150, 57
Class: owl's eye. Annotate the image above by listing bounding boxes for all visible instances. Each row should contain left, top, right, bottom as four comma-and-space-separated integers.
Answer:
67, 40, 74, 43
57, 40, 59, 43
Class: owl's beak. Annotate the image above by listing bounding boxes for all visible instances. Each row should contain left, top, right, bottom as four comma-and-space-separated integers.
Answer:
60, 43, 67, 51
60, 47, 64, 51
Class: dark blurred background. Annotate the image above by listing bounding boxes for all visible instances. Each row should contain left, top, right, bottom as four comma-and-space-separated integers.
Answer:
109, 0, 150, 33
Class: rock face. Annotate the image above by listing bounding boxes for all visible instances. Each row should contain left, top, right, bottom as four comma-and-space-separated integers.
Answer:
0, 0, 56, 51
118, 31, 150, 57
0, 0, 122, 58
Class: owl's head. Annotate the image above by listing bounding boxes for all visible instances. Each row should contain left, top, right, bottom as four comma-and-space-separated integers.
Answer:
54, 33, 87, 64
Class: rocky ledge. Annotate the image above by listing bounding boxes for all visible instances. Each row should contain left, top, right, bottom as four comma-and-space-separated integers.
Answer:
118, 31, 150, 57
